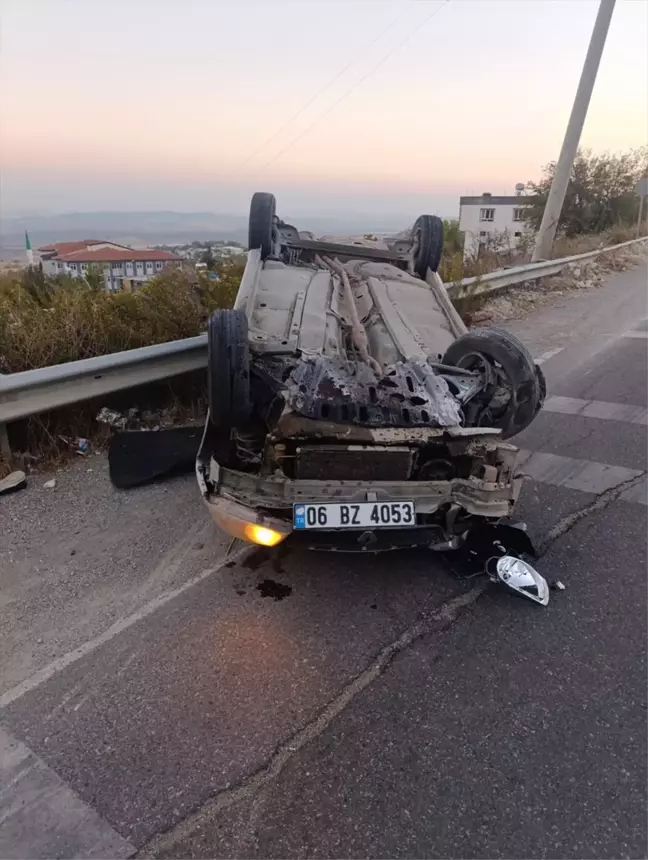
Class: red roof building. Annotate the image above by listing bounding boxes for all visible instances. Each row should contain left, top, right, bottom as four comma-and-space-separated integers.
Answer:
38, 240, 124, 257
38, 239, 182, 291
56, 247, 181, 263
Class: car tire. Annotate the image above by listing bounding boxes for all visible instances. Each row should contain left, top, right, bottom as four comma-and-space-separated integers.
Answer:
411, 214, 444, 278
208, 309, 251, 429
442, 326, 544, 438
248, 192, 276, 260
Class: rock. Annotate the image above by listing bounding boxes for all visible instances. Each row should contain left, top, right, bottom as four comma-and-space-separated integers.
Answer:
488, 298, 515, 320
0, 470, 27, 496
43, 479, 56, 489
470, 309, 494, 323
96, 407, 127, 429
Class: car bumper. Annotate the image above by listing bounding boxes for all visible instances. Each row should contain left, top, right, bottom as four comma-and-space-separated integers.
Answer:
196, 453, 523, 550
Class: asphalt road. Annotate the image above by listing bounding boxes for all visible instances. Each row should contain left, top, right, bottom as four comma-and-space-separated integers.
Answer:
1, 263, 646, 859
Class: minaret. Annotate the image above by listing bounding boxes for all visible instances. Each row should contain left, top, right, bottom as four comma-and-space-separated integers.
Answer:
25, 231, 34, 266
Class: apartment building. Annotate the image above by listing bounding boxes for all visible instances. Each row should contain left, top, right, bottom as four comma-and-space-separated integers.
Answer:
458, 187, 533, 260
38, 240, 182, 290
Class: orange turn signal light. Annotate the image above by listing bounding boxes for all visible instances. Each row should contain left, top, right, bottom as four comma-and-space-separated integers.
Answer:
242, 524, 287, 547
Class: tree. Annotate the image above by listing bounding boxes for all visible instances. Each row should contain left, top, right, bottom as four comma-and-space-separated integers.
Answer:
525, 147, 648, 237
21, 263, 49, 303
201, 245, 216, 270
85, 264, 106, 290
443, 219, 464, 255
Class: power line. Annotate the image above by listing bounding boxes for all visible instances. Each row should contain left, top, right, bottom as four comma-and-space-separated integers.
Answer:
253, 0, 450, 176
235, 1, 417, 172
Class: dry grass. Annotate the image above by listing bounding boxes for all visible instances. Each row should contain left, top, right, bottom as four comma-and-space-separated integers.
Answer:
0, 261, 243, 476
551, 223, 645, 259
0, 260, 244, 374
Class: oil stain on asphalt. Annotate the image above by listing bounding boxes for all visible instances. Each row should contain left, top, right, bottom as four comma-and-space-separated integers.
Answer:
256, 579, 293, 601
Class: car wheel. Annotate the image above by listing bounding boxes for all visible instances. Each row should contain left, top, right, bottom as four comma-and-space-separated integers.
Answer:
442, 327, 544, 438
208, 309, 251, 430
248, 192, 276, 260
411, 214, 444, 278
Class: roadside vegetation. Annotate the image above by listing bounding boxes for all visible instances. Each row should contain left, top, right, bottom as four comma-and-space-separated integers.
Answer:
525, 147, 648, 236
0, 260, 244, 374
0, 261, 245, 476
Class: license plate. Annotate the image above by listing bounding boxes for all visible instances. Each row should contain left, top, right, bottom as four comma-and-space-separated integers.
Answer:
293, 501, 415, 530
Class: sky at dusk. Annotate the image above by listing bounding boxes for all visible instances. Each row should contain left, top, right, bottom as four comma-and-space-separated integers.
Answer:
1, 0, 647, 219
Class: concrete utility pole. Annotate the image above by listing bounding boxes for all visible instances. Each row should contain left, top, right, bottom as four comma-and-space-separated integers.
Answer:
532, 0, 616, 261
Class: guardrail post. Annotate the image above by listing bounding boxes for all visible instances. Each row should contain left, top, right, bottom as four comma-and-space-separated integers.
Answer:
0, 422, 12, 467
0, 372, 12, 467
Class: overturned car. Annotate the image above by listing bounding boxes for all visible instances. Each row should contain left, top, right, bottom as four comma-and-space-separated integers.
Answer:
196, 193, 546, 591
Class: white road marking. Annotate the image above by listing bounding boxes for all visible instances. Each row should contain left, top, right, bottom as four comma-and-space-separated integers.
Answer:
0, 727, 134, 859
534, 347, 564, 364
0, 546, 251, 711
517, 449, 646, 502
620, 330, 648, 339
543, 395, 648, 425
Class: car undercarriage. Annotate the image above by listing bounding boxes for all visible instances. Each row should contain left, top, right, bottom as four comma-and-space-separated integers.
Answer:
195, 192, 550, 604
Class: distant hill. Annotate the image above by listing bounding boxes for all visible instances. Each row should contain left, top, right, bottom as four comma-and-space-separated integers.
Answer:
0, 211, 249, 251
0, 209, 411, 254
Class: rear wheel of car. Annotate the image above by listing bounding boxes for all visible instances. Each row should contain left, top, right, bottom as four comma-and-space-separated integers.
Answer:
442, 327, 544, 438
248, 192, 276, 260
411, 214, 444, 278
208, 309, 251, 430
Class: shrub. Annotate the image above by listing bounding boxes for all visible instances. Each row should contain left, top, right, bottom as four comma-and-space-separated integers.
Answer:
0, 259, 245, 374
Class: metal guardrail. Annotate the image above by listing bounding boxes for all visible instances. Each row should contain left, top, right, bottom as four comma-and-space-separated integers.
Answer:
0, 336, 207, 424
0, 236, 646, 427
446, 236, 647, 299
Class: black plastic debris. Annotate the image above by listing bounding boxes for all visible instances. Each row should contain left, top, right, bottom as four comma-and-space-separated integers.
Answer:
108, 426, 202, 489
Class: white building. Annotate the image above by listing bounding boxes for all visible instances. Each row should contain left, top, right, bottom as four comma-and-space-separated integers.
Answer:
459, 187, 533, 260
38, 240, 182, 291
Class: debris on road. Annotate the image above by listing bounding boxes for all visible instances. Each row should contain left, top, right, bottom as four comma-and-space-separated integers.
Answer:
43, 478, 57, 489
76, 438, 90, 454
0, 470, 27, 496
108, 426, 202, 489
551, 579, 567, 591
96, 407, 127, 429
447, 522, 550, 606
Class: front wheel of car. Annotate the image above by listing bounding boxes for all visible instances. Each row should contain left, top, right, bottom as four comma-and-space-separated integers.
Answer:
442, 327, 545, 438
208, 309, 251, 431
